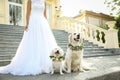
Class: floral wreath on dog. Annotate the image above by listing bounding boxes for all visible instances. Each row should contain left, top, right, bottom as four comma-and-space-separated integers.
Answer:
68, 44, 83, 51
50, 56, 65, 61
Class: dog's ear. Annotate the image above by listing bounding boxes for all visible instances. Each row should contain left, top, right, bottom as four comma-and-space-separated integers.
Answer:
60, 48, 64, 55
57, 47, 64, 53
50, 49, 54, 56
68, 33, 72, 43
80, 37, 84, 43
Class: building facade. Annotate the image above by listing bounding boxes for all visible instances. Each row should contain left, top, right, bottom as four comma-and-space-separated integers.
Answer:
74, 10, 114, 27
0, 0, 61, 29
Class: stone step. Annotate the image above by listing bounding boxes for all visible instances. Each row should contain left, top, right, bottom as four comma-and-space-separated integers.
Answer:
83, 42, 96, 45
0, 42, 20, 44
0, 54, 14, 60
0, 33, 23, 36
0, 26, 23, 28
0, 36, 23, 39
56, 40, 68, 43
84, 52, 120, 58
0, 60, 11, 66
0, 28, 23, 30
84, 46, 102, 48
0, 30, 23, 32
0, 43, 19, 47
84, 50, 110, 53
84, 48, 118, 51
0, 39, 22, 42
54, 35, 68, 38
0, 28, 23, 31
0, 52, 15, 54
54, 38, 68, 40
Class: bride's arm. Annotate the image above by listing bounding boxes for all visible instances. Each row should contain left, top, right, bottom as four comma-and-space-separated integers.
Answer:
44, 2, 47, 18
25, 0, 31, 31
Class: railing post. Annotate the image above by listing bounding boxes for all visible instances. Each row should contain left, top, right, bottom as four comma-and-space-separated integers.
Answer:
105, 21, 119, 48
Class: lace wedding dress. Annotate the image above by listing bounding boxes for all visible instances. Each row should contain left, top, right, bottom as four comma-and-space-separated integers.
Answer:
0, 0, 57, 75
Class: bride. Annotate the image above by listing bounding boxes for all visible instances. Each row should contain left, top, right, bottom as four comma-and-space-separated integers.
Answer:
0, 0, 58, 75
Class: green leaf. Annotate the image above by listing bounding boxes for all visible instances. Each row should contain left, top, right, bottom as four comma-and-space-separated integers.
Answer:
118, 2, 120, 6
112, 7, 116, 11
113, 0, 117, 2
50, 56, 54, 58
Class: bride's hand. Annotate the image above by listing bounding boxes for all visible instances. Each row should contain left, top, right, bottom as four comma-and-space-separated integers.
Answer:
24, 26, 28, 32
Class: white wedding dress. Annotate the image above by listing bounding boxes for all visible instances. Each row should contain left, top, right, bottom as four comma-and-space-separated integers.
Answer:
0, 0, 57, 75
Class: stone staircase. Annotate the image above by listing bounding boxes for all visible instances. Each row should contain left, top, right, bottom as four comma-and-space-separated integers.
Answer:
0, 24, 120, 66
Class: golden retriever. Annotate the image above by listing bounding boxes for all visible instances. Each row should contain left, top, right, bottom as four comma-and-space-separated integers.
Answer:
64, 33, 86, 73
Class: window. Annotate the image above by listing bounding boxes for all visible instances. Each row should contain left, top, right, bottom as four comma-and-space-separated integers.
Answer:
8, 0, 22, 4
8, 0, 23, 26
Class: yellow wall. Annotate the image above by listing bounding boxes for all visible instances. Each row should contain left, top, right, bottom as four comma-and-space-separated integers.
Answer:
0, 0, 9, 24
46, 0, 61, 29
88, 17, 100, 26
23, 0, 28, 26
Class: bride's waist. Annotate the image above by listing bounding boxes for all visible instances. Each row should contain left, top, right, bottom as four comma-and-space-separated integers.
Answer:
31, 8, 44, 15
32, 4, 44, 10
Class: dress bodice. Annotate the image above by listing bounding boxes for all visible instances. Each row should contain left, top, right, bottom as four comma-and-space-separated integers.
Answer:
31, 0, 45, 14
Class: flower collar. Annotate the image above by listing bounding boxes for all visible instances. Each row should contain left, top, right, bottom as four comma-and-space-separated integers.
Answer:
50, 56, 65, 61
68, 43, 83, 51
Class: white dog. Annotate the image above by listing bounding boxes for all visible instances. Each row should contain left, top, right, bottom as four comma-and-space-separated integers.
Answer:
50, 47, 65, 75
64, 33, 88, 73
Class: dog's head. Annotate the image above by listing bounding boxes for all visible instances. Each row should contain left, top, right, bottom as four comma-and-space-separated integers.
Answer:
50, 47, 64, 61
68, 33, 83, 46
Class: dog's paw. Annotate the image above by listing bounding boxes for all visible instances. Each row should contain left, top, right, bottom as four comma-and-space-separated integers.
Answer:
60, 72, 64, 75
50, 71, 54, 75
79, 69, 86, 72
66, 70, 71, 73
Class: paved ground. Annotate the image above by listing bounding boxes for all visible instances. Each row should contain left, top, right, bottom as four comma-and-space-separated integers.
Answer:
0, 55, 120, 80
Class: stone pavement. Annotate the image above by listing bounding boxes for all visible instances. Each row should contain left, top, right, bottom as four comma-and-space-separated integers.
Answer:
0, 55, 120, 80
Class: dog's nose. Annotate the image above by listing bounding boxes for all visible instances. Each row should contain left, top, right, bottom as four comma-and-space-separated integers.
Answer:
77, 34, 80, 39
57, 50, 59, 53
56, 50, 59, 54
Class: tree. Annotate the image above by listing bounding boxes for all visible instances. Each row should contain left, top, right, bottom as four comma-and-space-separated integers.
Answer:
104, 0, 120, 15
105, 0, 120, 47
105, 0, 120, 28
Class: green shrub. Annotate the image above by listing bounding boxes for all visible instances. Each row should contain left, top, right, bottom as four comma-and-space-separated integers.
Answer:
115, 15, 120, 47
99, 24, 109, 30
